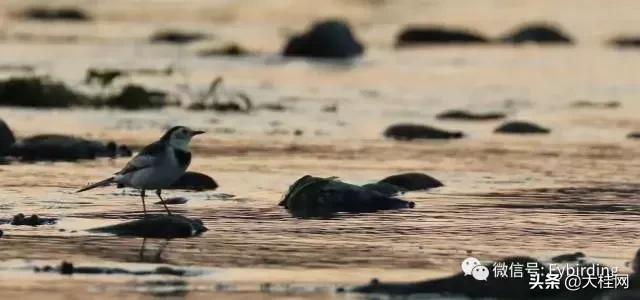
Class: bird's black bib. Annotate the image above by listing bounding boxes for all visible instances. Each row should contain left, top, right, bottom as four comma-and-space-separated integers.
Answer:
174, 149, 191, 167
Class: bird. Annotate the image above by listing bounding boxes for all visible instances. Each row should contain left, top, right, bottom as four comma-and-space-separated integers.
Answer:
76, 126, 205, 217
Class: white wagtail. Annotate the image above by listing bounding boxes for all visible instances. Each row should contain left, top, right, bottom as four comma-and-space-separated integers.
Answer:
76, 126, 205, 216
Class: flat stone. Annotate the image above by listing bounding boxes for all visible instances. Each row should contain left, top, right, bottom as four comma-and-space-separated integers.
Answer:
8, 213, 57, 226
280, 175, 414, 218
168, 172, 218, 191
88, 215, 207, 238
379, 173, 444, 191
494, 121, 550, 134
384, 124, 464, 140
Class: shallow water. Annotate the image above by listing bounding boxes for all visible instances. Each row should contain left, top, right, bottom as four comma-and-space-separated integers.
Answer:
2, 0, 640, 299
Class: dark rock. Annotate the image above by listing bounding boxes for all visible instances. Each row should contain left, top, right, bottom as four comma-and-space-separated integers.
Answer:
605, 291, 640, 300
494, 121, 550, 134
198, 43, 249, 56
10, 213, 57, 226
353, 256, 606, 298
322, 104, 338, 113
168, 172, 218, 191
0, 229, 3, 238
379, 173, 443, 191
117, 145, 133, 157
21, 7, 91, 22
60, 261, 74, 275
85, 68, 125, 87
130, 65, 175, 77
395, 26, 489, 47
632, 248, 640, 274
39, 261, 189, 276
571, 100, 620, 108
258, 102, 287, 111
8, 134, 126, 161
103, 85, 168, 110
155, 197, 188, 205
88, 215, 207, 238
0, 64, 35, 73
361, 182, 405, 196
0, 77, 87, 108
282, 20, 364, 59
279, 175, 414, 218
150, 30, 207, 44
436, 110, 506, 121
384, 123, 464, 140
551, 251, 585, 263
0, 119, 15, 156
500, 23, 573, 44
610, 37, 640, 48
628, 132, 640, 139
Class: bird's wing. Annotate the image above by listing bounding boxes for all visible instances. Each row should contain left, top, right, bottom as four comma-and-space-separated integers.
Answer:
115, 140, 166, 175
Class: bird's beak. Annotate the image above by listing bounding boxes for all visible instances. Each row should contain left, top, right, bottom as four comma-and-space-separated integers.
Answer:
191, 130, 205, 136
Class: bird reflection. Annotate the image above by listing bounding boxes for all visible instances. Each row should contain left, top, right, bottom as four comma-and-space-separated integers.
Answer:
138, 238, 170, 263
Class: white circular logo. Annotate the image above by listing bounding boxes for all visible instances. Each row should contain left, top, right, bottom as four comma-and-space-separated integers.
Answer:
472, 265, 490, 281
461, 257, 481, 276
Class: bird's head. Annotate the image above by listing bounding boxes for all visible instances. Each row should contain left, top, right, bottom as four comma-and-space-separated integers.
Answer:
161, 126, 205, 150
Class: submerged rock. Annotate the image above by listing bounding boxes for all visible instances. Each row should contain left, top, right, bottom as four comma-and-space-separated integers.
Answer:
89, 215, 207, 238
36, 261, 188, 276
551, 251, 585, 263
361, 182, 405, 196
628, 132, 640, 139
571, 100, 620, 109
8, 134, 128, 161
280, 175, 414, 218
9, 213, 57, 226
632, 249, 640, 274
384, 124, 464, 140
168, 172, 218, 191
103, 84, 168, 110
609, 36, 640, 48
84, 68, 125, 87
395, 26, 489, 47
0, 77, 87, 108
282, 20, 364, 59
353, 256, 606, 298
0, 119, 15, 156
155, 197, 189, 205
21, 7, 91, 22
500, 23, 573, 44
198, 43, 250, 57
379, 173, 443, 191
436, 110, 506, 121
494, 121, 550, 134
150, 30, 207, 44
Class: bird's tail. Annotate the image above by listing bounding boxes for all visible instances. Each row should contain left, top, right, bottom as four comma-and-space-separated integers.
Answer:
76, 177, 115, 193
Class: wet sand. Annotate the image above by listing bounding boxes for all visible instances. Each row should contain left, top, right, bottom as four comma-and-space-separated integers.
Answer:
2, 0, 640, 298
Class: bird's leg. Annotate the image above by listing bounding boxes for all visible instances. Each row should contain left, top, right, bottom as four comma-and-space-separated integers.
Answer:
156, 189, 172, 216
141, 189, 147, 218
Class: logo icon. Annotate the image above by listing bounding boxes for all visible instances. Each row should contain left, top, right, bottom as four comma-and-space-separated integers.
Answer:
462, 257, 489, 281
472, 265, 490, 281
461, 257, 481, 276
